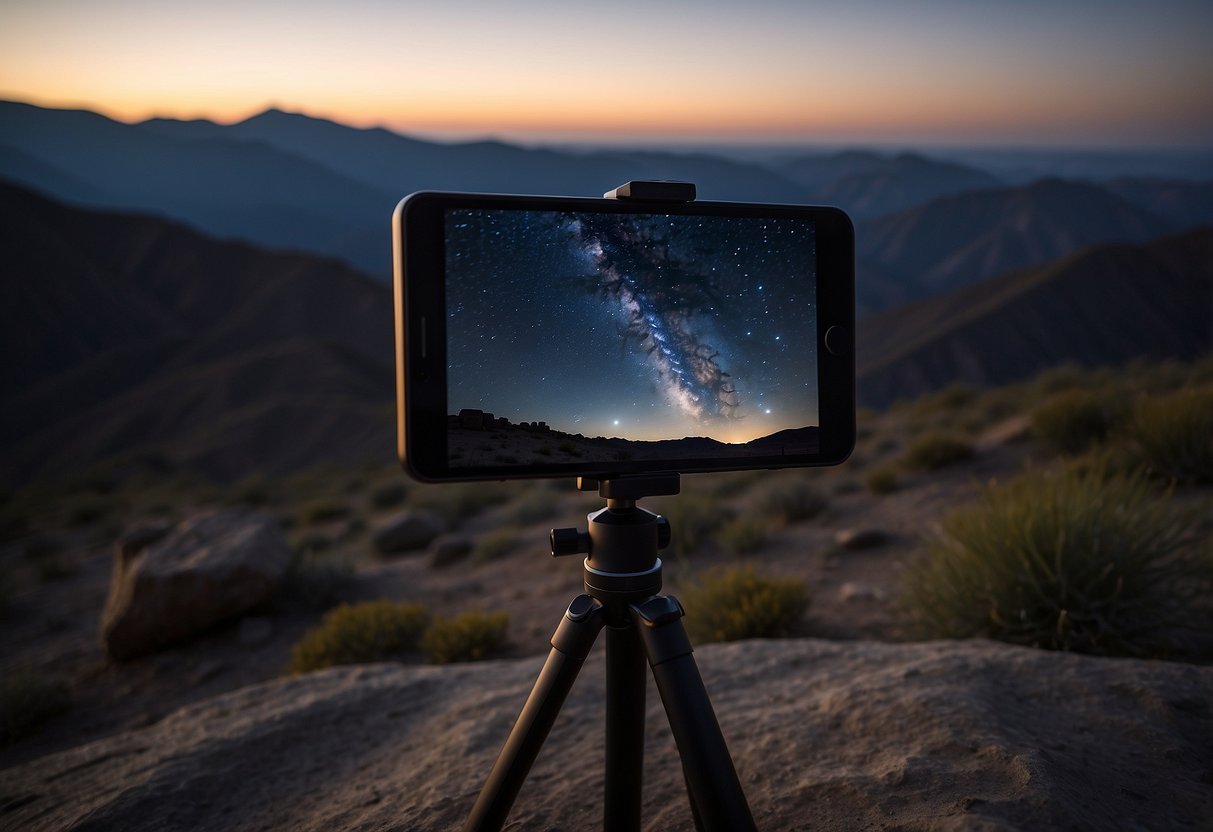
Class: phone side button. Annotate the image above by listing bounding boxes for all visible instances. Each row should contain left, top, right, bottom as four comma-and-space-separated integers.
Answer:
824, 325, 850, 356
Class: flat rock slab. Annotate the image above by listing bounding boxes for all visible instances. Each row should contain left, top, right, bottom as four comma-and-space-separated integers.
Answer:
2, 639, 1210, 831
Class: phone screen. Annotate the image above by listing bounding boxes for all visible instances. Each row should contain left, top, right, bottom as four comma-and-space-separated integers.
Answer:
442, 209, 819, 471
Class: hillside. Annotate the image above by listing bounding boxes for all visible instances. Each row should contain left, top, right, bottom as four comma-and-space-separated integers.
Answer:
0, 182, 394, 484
856, 228, 1213, 407
857, 178, 1176, 306
777, 150, 1001, 219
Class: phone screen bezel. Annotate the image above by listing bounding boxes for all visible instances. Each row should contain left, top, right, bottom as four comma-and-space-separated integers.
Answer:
393, 191, 854, 482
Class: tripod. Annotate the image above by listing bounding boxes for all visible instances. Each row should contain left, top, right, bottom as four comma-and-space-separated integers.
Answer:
463, 473, 757, 832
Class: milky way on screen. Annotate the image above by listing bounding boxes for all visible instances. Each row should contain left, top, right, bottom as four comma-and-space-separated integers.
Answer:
444, 209, 818, 444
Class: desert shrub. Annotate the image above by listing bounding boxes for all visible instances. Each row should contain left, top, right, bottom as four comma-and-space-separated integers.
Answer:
1030, 389, 1125, 454
288, 600, 429, 673
901, 432, 974, 471
901, 465, 1213, 657
865, 465, 900, 495
370, 481, 409, 509
755, 480, 828, 524
1, 672, 70, 744
473, 529, 517, 562
422, 610, 509, 664
297, 497, 350, 526
1122, 386, 1213, 484
718, 517, 769, 555
681, 566, 809, 643
660, 494, 733, 557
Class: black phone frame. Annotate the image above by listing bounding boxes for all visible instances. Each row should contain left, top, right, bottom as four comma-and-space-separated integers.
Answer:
393, 190, 855, 483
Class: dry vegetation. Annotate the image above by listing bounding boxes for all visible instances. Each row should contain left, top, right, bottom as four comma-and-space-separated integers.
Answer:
2, 356, 1211, 766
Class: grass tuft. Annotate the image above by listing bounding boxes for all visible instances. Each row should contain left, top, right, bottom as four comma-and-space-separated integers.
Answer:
288, 600, 429, 673
681, 566, 809, 643
422, 610, 509, 664
901, 431, 974, 471
1122, 386, 1213, 484
901, 465, 1213, 658
1030, 389, 1125, 454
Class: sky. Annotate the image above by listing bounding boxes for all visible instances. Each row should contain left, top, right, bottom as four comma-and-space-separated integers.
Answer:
2, 0, 1212, 148
445, 209, 817, 444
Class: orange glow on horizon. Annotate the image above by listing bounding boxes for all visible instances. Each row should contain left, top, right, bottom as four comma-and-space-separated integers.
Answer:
2, 1, 1211, 148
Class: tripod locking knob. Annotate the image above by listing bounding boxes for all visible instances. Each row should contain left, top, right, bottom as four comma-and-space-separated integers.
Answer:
550, 527, 590, 557
656, 515, 671, 550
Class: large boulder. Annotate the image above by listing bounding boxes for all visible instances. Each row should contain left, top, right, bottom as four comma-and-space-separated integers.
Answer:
372, 509, 444, 555
101, 510, 291, 660
5, 639, 1210, 830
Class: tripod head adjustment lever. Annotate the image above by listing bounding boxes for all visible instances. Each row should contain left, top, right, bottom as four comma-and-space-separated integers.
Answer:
550, 527, 590, 557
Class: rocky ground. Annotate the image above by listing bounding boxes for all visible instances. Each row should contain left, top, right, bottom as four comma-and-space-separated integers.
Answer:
2, 367, 1211, 830
3, 640, 1211, 831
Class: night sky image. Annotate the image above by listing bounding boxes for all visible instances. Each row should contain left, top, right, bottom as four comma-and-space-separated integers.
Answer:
444, 208, 818, 462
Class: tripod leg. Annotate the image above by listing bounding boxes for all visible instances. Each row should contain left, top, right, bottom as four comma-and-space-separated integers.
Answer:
631, 597, 757, 832
604, 624, 646, 832
463, 595, 605, 832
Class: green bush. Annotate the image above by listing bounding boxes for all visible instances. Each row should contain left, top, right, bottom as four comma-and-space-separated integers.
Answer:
288, 600, 429, 673
756, 480, 828, 524
2, 672, 70, 744
865, 465, 900, 495
681, 566, 810, 643
1123, 386, 1213, 484
901, 431, 974, 471
718, 517, 769, 555
1030, 389, 1125, 454
901, 465, 1213, 657
423, 610, 509, 664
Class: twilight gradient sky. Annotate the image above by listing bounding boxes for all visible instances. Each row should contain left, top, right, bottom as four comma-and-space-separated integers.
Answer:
2, 0, 1211, 147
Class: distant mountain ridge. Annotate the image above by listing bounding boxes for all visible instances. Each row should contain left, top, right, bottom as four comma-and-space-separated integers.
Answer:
854, 178, 1178, 311
856, 228, 1213, 407
6, 98, 1209, 302
0, 181, 393, 484
2, 182, 1209, 482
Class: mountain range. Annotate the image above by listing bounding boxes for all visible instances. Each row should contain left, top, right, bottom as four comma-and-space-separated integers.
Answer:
0, 181, 393, 485
856, 227, 1213, 407
3, 182, 1208, 485
5, 99, 1209, 308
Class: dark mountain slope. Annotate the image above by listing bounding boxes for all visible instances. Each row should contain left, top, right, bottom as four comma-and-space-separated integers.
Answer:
0, 182, 393, 484
774, 150, 1001, 219
856, 228, 1213, 407
858, 178, 1173, 302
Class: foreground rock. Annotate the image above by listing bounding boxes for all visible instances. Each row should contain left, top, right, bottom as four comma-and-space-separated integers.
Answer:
3, 639, 1210, 830
101, 510, 291, 660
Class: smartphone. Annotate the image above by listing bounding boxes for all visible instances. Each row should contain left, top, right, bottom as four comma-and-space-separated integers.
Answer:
393, 190, 855, 482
